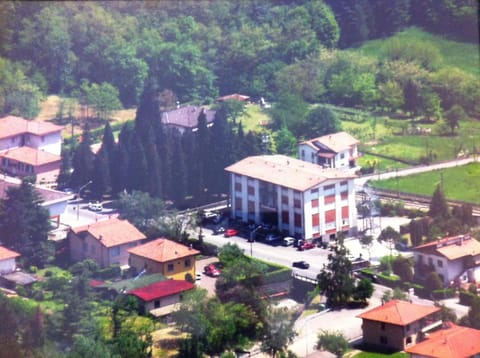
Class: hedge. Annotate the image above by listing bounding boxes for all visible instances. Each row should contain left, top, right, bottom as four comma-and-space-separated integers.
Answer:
459, 290, 477, 306
376, 273, 401, 288
432, 288, 456, 300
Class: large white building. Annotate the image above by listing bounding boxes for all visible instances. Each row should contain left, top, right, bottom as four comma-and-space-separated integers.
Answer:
298, 131, 359, 170
225, 155, 357, 242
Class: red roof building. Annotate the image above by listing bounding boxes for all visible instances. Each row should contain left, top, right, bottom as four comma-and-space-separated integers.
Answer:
357, 300, 442, 351
405, 322, 480, 358
128, 280, 194, 317
0, 245, 20, 274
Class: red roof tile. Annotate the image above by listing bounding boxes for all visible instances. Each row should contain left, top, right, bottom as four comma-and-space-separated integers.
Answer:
225, 155, 356, 191
0, 147, 61, 166
357, 300, 440, 326
0, 245, 20, 261
71, 217, 146, 248
128, 238, 200, 263
0, 116, 63, 138
128, 279, 194, 301
216, 93, 250, 102
413, 235, 480, 260
405, 323, 480, 358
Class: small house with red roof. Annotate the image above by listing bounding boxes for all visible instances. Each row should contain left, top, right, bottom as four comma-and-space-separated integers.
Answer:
128, 279, 195, 317
69, 217, 147, 268
0, 116, 63, 184
405, 322, 480, 358
413, 234, 480, 287
216, 93, 250, 102
299, 131, 359, 170
0, 246, 20, 274
128, 238, 200, 281
357, 300, 442, 351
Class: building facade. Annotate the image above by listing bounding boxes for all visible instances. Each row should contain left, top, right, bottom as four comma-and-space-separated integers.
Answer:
0, 246, 20, 274
225, 155, 357, 242
298, 131, 359, 170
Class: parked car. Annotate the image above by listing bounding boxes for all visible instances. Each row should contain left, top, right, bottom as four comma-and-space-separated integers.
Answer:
88, 201, 103, 212
292, 261, 310, 269
224, 228, 239, 237
283, 237, 295, 246
265, 233, 281, 243
204, 264, 221, 277
298, 241, 315, 251
212, 226, 226, 235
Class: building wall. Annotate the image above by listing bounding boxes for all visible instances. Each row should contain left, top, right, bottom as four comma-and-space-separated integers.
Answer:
0, 157, 61, 184
27, 132, 62, 156
414, 252, 465, 286
129, 254, 197, 280
143, 293, 182, 313
298, 144, 358, 169
229, 173, 356, 241
0, 258, 16, 274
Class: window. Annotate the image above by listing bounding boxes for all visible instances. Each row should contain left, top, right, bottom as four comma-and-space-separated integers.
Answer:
381, 322, 386, 330
341, 206, 349, 219
282, 211, 289, 224
437, 260, 443, 268
234, 182, 242, 192
110, 247, 120, 257
167, 263, 174, 272
248, 200, 255, 212
340, 153, 345, 159
311, 199, 319, 208
311, 188, 318, 194
324, 195, 335, 205
406, 336, 412, 345
301, 150, 305, 159
340, 191, 348, 200
325, 209, 336, 223
185, 258, 191, 267
380, 336, 388, 345
248, 186, 255, 195
294, 199, 301, 208
281, 196, 288, 205
294, 213, 302, 227
235, 198, 242, 210
312, 213, 319, 226
82, 242, 88, 253
154, 300, 161, 308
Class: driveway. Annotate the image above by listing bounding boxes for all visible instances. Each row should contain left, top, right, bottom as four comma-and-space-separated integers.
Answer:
195, 256, 219, 296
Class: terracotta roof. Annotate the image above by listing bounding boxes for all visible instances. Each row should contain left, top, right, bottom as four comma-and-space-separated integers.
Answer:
216, 93, 250, 102
161, 105, 216, 129
300, 132, 359, 153
71, 217, 146, 248
0, 147, 61, 166
357, 300, 440, 326
405, 323, 480, 358
225, 155, 356, 192
0, 116, 63, 138
128, 238, 200, 263
413, 235, 480, 260
128, 279, 194, 302
0, 245, 20, 261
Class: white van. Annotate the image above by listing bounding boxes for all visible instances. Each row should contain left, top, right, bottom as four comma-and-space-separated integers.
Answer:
283, 237, 295, 246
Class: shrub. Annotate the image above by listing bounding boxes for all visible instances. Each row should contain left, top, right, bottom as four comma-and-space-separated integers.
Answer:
317, 330, 349, 357
432, 288, 456, 300
98, 265, 121, 280
459, 290, 477, 306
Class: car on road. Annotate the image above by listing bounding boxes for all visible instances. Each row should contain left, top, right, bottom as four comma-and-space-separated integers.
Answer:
298, 241, 315, 251
88, 201, 103, 212
212, 226, 226, 235
224, 228, 239, 237
283, 237, 295, 246
204, 264, 221, 277
265, 233, 281, 243
292, 261, 310, 269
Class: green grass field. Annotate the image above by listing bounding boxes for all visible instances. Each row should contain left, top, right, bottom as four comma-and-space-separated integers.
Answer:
351, 351, 409, 358
369, 162, 480, 205
359, 27, 480, 77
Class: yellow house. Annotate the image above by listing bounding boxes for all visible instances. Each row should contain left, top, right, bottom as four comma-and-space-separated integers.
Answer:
128, 238, 200, 280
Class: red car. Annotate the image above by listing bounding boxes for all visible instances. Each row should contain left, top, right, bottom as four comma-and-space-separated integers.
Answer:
299, 241, 315, 251
204, 264, 221, 277
224, 228, 239, 237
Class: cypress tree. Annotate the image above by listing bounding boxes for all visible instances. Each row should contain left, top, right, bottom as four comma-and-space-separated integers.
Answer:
91, 149, 111, 200
429, 184, 450, 219
70, 126, 95, 189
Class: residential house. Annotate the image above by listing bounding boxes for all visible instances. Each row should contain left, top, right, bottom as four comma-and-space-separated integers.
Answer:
357, 300, 442, 352
225, 155, 357, 242
216, 93, 250, 102
128, 279, 195, 317
93, 273, 167, 300
0, 176, 71, 227
161, 105, 216, 133
128, 238, 200, 280
413, 234, 480, 287
298, 131, 359, 170
69, 217, 147, 268
0, 246, 20, 274
0, 115, 63, 184
405, 322, 480, 358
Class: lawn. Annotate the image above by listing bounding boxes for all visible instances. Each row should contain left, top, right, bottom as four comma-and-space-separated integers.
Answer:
237, 103, 271, 133
350, 351, 409, 358
359, 27, 480, 77
369, 162, 480, 205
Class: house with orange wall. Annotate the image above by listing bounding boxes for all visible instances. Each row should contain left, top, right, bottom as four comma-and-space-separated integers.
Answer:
128, 238, 200, 280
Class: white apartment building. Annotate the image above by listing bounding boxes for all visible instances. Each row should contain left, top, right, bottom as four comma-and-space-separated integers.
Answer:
298, 131, 359, 170
225, 155, 357, 242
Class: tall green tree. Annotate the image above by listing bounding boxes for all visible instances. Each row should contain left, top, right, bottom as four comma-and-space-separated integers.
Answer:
0, 178, 51, 268
91, 149, 111, 200
261, 307, 297, 358
301, 106, 341, 139
429, 184, 450, 219
70, 126, 95, 189
317, 237, 355, 308
445, 104, 467, 135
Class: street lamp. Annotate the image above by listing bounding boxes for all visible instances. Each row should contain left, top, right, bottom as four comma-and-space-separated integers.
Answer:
77, 180, 92, 220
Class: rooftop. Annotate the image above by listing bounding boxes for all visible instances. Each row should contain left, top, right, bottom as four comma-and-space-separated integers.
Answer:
128, 238, 200, 263
216, 93, 250, 102
225, 155, 355, 191
0, 146, 61, 166
405, 322, 480, 358
97, 273, 168, 293
0, 115, 63, 138
0, 176, 71, 203
161, 105, 216, 129
300, 131, 359, 153
357, 300, 440, 326
71, 217, 146, 248
413, 235, 480, 260
0, 246, 20, 261
128, 279, 194, 302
